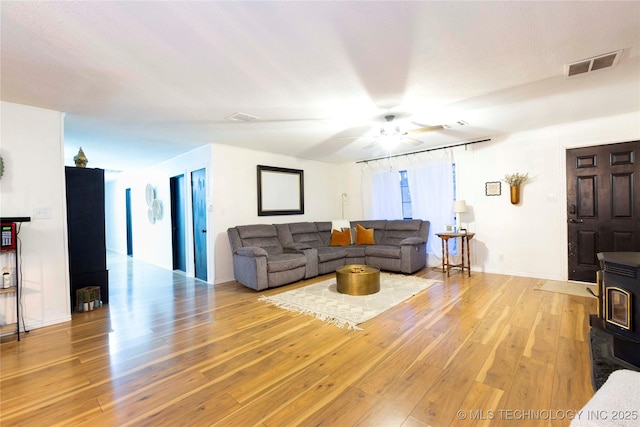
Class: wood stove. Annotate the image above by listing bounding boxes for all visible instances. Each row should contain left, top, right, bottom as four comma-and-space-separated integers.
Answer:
596, 252, 640, 367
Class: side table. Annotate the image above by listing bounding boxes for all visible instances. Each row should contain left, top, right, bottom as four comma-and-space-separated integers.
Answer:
335, 264, 380, 295
436, 232, 475, 277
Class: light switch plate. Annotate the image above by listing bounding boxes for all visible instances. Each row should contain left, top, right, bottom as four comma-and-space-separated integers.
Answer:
33, 207, 52, 219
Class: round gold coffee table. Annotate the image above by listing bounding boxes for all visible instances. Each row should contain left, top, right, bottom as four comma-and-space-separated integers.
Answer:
336, 264, 380, 295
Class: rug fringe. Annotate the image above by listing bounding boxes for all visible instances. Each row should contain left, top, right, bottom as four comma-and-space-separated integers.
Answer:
259, 295, 363, 331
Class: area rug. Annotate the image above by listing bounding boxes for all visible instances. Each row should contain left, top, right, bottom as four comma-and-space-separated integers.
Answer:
589, 315, 640, 390
534, 280, 596, 298
259, 273, 441, 330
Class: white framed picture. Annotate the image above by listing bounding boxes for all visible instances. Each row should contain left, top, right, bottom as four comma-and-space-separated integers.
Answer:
485, 181, 501, 196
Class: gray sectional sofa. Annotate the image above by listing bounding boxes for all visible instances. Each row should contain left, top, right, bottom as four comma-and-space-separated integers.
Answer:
227, 219, 430, 290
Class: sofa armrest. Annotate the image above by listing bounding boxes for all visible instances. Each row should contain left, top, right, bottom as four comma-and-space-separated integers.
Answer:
235, 246, 268, 257
284, 243, 312, 251
284, 246, 318, 278
400, 237, 425, 246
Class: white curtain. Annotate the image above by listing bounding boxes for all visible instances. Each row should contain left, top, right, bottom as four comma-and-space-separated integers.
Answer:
406, 155, 454, 256
361, 160, 403, 220
360, 152, 454, 257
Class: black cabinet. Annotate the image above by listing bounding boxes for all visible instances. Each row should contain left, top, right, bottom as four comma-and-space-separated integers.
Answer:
65, 167, 108, 309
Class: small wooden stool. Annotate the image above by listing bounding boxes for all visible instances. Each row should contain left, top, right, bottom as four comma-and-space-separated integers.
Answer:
76, 286, 101, 312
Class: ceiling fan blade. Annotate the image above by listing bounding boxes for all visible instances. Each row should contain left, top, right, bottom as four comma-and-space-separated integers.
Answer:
402, 137, 424, 146
406, 125, 445, 134
339, 135, 378, 140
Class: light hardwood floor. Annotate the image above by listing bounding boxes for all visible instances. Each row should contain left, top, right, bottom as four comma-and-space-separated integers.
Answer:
1, 253, 596, 426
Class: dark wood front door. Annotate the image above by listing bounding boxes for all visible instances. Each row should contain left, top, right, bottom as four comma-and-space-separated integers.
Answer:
566, 140, 640, 282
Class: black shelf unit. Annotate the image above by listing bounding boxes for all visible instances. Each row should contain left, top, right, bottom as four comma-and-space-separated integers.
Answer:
65, 167, 108, 310
1, 217, 31, 340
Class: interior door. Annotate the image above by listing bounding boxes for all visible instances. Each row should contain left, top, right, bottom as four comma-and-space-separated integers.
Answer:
170, 175, 186, 271
125, 188, 133, 256
566, 140, 640, 282
191, 168, 208, 281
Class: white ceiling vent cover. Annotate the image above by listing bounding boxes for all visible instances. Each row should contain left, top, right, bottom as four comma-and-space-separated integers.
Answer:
226, 112, 259, 122
566, 50, 623, 77
442, 120, 468, 129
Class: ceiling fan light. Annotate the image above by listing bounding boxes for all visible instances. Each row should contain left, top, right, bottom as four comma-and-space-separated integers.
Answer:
379, 135, 400, 150
381, 123, 400, 136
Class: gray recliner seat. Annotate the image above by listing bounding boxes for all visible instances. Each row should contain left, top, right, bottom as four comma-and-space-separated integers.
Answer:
353, 219, 429, 274
277, 222, 347, 276
227, 224, 307, 290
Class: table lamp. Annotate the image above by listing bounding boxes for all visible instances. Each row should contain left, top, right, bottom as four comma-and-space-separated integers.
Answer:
453, 200, 467, 231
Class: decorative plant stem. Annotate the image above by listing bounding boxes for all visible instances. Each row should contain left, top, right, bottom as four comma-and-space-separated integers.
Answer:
503, 172, 529, 186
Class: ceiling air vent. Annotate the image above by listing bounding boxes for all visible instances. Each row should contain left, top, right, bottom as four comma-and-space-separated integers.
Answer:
443, 120, 468, 129
225, 112, 259, 122
566, 50, 623, 77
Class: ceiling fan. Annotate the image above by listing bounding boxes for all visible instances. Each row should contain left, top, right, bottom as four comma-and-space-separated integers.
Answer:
356, 114, 446, 150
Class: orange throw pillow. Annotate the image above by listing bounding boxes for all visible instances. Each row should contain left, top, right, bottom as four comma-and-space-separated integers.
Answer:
356, 224, 375, 245
330, 228, 351, 246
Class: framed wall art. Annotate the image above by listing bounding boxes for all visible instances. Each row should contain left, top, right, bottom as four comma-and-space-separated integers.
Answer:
257, 165, 304, 216
485, 181, 501, 196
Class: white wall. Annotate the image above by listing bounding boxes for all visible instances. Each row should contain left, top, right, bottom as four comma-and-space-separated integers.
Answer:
0, 101, 70, 330
345, 112, 640, 280
1, 102, 632, 333
454, 131, 568, 279
211, 143, 348, 284
459, 112, 639, 280
107, 110, 639, 288
106, 145, 212, 280
107, 142, 348, 285
346, 111, 639, 281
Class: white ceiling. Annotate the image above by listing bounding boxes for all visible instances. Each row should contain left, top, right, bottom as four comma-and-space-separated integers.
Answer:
2, 1, 639, 172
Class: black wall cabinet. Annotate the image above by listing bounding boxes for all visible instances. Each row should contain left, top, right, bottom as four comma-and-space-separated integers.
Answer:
65, 167, 108, 310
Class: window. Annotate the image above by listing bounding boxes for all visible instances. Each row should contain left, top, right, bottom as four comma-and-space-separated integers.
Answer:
400, 164, 457, 223
399, 170, 412, 219
400, 163, 459, 254
366, 155, 455, 257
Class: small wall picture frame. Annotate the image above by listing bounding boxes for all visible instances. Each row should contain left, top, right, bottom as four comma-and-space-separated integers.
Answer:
485, 181, 501, 196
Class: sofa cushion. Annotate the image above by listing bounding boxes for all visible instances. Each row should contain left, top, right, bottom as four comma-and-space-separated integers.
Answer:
356, 224, 375, 245
381, 220, 424, 246
315, 222, 333, 246
237, 224, 278, 238
330, 229, 351, 246
351, 220, 386, 244
288, 222, 325, 248
365, 244, 401, 259
236, 247, 268, 257
344, 245, 366, 258
317, 246, 347, 263
400, 237, 424, 245
266, 253, 307, 273
385, 219, 422, 231
237, 224, 283, 255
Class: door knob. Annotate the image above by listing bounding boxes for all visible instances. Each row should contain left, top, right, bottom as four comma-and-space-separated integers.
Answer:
202, 229, 207, 233
568, 219, 583, 224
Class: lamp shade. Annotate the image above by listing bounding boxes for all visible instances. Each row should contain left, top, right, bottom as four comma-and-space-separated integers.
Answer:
453, 200, 467, 213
